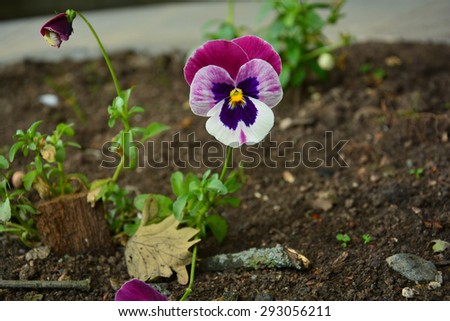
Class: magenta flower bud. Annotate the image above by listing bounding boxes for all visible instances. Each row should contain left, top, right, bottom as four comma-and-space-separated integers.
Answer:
40, 12, 74, 48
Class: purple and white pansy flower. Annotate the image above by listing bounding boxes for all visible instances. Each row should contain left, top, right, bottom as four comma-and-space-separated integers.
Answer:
40, 12, 74, 48
184, 36, 283, 147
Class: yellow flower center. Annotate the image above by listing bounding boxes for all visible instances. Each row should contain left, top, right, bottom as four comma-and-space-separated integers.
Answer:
229, 88, 245, 108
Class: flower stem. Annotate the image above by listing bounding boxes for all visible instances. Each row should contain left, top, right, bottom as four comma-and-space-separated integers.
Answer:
227, 0, 235, 25
219, 146, 233, 181
179, 243, 198, 301
180, 147, 233, 301
75, 11, 122, 97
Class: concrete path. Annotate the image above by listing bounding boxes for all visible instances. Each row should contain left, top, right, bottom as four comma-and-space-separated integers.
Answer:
0, 0, 449, 65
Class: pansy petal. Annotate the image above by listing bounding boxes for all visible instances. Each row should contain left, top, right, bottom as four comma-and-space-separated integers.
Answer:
232, 35, 282, 76
239, 97, 275, 145
115, 279, 167, 301
40, 13, 73, 41
190, 65, 235, 116
184, 40, 249, 85
206, 97, 274, 147
236, 59, 283, 108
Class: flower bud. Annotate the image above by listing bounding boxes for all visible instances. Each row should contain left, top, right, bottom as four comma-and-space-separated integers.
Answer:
40, 12, 74, 48
318, 53, 335, 71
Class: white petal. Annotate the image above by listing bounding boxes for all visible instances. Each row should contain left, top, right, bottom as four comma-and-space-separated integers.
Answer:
239, 97, 275, 145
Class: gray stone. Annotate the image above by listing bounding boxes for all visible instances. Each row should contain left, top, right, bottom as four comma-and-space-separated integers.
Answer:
386, 253, 437, 282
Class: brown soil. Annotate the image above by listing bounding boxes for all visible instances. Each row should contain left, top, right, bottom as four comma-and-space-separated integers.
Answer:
1, 42, 449, 301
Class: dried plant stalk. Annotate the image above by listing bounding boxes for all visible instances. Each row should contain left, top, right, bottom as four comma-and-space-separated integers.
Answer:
0, 279, 90, 291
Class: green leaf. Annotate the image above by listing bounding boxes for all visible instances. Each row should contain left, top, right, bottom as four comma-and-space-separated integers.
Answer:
170, 171, 185, 197
113, 96, 125, 115
66, 141, 82, 149
202, 169, 212, 182
0, 198, 11, 222
286, 46, 301, 66
9, 142, 24, 162
134, 194, 173, 218
173, 194, 188, 221
216, 196, 240, 207
55, 145, 66, 163
22, 171, 38, 191
15, 204, 37, 215
206, 178, 227, 195
291, 68, 307, 87
205, 214, 228, 243
279, 64, 291, 88
34, 155, 43, 173
134, 193, 150, 211
431, 239, 450, 253
0, 155, 9, 170
124, 219, 141, 237
56, 123, 75, 136
120, 88, 132, 105
129, 106, 145, 116
224, 173, 242, 193
27, 120, 43, 136
141, 122, 170, 141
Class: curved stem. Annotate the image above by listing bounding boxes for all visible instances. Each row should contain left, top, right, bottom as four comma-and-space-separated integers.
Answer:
111, 154, 125, 183
180, 243, 198, 301
76, 11, 122, 97
219, 146, 233, 181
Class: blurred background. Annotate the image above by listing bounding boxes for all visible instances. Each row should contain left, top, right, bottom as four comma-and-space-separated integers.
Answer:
0, 0, 201, 20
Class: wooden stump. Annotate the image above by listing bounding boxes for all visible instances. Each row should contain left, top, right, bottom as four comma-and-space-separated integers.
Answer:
35, 192, 114, 256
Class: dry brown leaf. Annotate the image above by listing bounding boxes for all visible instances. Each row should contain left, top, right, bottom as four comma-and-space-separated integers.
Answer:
125, 215, 200, 285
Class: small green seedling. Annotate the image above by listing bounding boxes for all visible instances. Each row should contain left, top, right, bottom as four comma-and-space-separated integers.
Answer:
409, 167, 424, 179
336, 233, 351, 248
361, 234, 372, 245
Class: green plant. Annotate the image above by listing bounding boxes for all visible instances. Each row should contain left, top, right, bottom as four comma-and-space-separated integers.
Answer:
0, 156, 38, 245
203, 0, 349, 89
359, 63, 386, 83
336, 233, 351, 248
259, 0, 349, 88
203, 0, 244, 40
361, 234, 372, 245
9, 121, 87, 199
409, 167, 424, 179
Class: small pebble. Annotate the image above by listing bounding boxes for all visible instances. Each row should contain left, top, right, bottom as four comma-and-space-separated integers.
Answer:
25, 246, 50, 261
38, 94, 59, 108
279, 118, 293, 131
401, 287, 414, 299
428, 281, 441, 290
11, 171, 25, 189
282, 170, 295, 183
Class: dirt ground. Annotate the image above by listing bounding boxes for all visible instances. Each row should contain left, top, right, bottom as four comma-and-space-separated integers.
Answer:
0, 41, 449, 301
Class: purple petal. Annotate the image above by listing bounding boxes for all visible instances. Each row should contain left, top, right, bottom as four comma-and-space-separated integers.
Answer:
40, 13, 73, 41
206, 97, 274, 147
189, 65, 235, 116
236, 59, 283, 109
232, 36, 282, 76
184, 40, 249, 85
219, 96, 258, 131
115, 279, 168, 301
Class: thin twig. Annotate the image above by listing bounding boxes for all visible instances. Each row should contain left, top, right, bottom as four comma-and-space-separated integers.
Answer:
0, 278, 91, 292
199, 244, 310, 272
